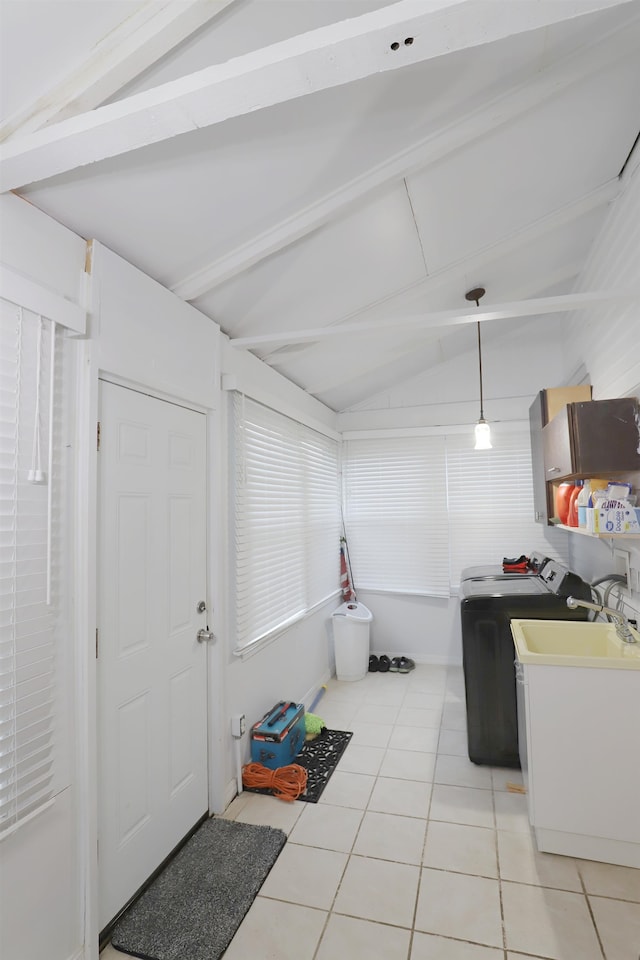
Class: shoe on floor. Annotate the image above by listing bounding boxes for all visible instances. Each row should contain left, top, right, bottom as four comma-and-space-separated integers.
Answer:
397, 656, 415, 673
368, 654, 379, 672
389, 657, 402, 672
378, 654, 391, 673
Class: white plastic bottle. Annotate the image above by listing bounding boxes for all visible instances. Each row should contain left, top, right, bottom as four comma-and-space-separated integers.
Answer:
577, 479, 592, 528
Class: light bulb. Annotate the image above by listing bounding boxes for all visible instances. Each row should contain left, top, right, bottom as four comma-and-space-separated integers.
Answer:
474, 419, 492, 450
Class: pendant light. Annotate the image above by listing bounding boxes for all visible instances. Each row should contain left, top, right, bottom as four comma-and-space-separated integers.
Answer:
465, 287, 492, 450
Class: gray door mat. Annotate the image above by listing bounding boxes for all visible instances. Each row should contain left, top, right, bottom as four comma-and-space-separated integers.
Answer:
110, 817, 286, 960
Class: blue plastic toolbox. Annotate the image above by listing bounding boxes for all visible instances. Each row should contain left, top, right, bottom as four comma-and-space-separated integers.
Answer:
250, 701, 306, 769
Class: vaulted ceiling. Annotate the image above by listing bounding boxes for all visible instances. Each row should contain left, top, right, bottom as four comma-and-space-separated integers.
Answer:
2, 0, 639, 411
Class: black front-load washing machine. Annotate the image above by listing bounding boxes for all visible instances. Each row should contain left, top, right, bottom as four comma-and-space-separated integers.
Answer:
459, 560, 592, 767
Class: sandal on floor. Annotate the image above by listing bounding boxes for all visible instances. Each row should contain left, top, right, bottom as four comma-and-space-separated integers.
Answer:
397, 656, 415, 673
368, 654, 379, 672
378, 655, 391, 673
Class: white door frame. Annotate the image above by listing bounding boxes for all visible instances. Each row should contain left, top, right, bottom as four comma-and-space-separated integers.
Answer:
74, 356, 226, 960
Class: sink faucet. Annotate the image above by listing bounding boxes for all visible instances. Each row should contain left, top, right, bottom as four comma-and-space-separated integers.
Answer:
566, 596, 637, 643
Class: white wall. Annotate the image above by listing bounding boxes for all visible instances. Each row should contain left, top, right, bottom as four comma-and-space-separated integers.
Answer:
359, 590, 462, 664
217, 338, 341, 804
86, 243, 343, 945
559, 148, 640, 622
0, 194, 86, 960
0, 203, 342, 960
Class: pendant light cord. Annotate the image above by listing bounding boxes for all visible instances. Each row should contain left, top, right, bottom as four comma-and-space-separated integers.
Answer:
476, 320, 485, 420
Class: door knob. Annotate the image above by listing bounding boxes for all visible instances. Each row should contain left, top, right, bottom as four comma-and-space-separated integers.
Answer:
197, 628, 215, 643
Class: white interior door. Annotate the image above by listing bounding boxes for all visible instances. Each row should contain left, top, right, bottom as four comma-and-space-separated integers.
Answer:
97, 381, 209, 929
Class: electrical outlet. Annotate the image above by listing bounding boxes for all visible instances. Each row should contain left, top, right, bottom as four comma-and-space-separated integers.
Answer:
613, 548, 631, 587
231, 714, 246, 738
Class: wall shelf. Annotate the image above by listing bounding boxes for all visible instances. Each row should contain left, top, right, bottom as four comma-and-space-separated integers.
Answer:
554, 523, 640, 539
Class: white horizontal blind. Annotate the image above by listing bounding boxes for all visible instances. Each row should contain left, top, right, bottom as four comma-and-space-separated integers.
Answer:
232, 395, 340, 650
0, 300, 68, 832
447, 428, 569, 589
302, 428, 341, 606
342, 436, 450, 597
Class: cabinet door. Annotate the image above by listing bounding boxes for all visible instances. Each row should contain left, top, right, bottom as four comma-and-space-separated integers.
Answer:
529, 391, 552, 523
542, 405, 574, 480
572, 398, 640, 475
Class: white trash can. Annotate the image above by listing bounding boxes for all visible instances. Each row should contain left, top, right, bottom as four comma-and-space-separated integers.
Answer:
331, 601, 373, 682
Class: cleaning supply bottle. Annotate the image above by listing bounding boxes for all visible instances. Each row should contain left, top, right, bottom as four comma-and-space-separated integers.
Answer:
555, 482, 576, 525
577, 480, 592, 528
567, 481, 582, 527
588, 478, 608, 503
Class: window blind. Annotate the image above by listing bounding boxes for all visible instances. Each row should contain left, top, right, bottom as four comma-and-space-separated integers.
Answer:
446, 428, 569, 589
342, 436, 450, 597
231, 395, 340, 651
0, 299, 68, 833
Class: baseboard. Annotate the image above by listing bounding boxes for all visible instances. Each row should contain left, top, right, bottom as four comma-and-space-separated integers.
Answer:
302, 670, 332, 711
414, 655, 461, 667
535, 826, 640, 868
223, 777, 239, 812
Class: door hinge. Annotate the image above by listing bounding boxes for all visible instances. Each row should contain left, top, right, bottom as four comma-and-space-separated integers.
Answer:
96, 628, 99, 658
97, 421, 101, 451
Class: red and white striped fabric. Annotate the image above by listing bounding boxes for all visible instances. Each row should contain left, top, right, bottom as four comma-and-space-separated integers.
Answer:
340, 543, 353, 601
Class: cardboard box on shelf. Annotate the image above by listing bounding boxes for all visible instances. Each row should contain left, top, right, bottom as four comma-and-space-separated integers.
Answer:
591, 500, 640, 535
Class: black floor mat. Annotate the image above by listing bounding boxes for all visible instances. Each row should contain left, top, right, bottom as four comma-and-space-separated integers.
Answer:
245, 728, 353, 803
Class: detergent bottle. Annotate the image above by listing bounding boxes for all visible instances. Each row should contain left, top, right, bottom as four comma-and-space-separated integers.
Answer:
576, 480, 592, 528
567, 481, 582, 527
555, 482, 576, 525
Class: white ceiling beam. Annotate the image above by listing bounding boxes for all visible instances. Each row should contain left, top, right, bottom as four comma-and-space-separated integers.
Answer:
171, 11, 639, 300
0, 1, 238, 143
340, 178, 620, 325
301, 262, 585, 396
229, 291, 638, 349
232, 179, 619, 358
1, 0, 631, 192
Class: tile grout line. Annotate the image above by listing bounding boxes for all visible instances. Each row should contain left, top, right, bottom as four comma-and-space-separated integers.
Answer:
492, 772, 510, 959
239, 666, 638, 958
577, 866, 608, 960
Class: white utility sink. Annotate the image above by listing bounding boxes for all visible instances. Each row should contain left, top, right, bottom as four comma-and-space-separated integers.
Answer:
512, 616, 640, 868
511, 618, 640, 669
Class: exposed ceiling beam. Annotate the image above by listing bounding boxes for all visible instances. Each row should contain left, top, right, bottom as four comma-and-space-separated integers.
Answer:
229, 291, 638, 349
171, 15, 639, 300
300, 263, 585, 396
338, 179, 620, 326
0, 0, 631, 192
0, 1, 238, 144
229, 179, 618, 356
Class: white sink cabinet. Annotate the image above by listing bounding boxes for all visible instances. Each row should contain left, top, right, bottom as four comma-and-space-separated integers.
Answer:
515, 656, 640, 867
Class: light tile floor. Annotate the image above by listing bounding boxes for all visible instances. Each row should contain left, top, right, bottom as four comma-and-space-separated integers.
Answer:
102, 664, 640, 960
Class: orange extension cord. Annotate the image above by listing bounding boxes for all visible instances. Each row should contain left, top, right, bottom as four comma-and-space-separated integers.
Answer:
242, 762, 308, 802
